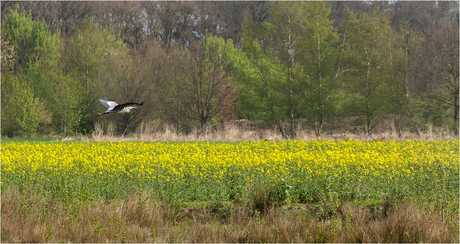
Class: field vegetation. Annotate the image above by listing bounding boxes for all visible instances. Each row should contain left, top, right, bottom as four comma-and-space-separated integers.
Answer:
2, 137, 458, 242
2, 187, 457, 243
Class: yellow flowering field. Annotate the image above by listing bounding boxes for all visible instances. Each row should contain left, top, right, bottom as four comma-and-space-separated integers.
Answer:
1, 140, 458, 203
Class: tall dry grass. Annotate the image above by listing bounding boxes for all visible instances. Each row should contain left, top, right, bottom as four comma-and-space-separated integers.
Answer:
83, 121, 458, 142
2, 188, 458, 243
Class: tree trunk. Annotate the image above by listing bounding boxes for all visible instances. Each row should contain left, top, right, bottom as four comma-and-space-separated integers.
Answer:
317, 22, 323, 136
287, 18, 295, 139
364, 45, 372, 136
454, 91, 459, 134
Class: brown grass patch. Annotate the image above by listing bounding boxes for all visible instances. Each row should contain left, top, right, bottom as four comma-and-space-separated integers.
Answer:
2, 189, 458, 243
80, 121, 458, 142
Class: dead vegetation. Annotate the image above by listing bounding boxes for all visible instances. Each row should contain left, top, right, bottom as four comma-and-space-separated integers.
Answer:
2, 188, 458, 243
83, 120, 458, 143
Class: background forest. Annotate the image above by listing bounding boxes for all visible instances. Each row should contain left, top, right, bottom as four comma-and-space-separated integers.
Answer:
1, 1, 458, 139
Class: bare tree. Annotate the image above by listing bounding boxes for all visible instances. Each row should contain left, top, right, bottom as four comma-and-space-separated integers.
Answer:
93, 2, 144, 50
422, 17, 459, 133
1, 1, 97, 37
185, 35, 236, 129
112, 41, 170, 135
165, 47, 194, 132
142, 1, 195, 50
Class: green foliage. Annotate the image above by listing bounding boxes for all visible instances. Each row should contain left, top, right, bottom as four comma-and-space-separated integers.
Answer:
1, 74, 43, 137
239, 18, 288, 122
2, 9, 42, 70
2, 9, 61, 95
340, 9, 394, 135
50, 75, 81, 135
1, 23, 16, 73
236, 2, 342, 138
298, 1, 340, 135
1, 9, 73, 136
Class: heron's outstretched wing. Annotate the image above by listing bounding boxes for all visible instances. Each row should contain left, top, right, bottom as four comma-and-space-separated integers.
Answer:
99, 99, 118, 110
116, 102, 144, 109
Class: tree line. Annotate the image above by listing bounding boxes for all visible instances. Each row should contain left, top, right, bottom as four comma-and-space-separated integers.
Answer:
1, 1, 458, 138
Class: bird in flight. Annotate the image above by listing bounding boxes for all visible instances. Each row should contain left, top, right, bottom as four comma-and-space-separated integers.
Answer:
96, 99, 143, 116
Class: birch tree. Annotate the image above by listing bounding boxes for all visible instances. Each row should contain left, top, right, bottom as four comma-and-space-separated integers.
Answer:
299, 1, 339, 136
340, 10, 393, 136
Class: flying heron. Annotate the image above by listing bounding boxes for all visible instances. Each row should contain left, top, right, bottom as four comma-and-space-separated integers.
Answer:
96, 99, 144, 116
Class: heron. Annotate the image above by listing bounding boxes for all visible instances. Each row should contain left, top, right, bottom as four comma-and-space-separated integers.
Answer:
96, 99, 144, 116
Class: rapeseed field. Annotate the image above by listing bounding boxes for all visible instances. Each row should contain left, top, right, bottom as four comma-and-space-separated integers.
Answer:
2, 140, 458, 204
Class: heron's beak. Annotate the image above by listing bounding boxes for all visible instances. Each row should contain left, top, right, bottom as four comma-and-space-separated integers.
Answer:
132, 107, 138, 109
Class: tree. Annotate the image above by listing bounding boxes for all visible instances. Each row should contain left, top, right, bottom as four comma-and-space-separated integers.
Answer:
240, 18, 288, 139
96, 2, 145, 50
65, 19, 131, 134
421, 17, 459, 133
1, 2, 95, 38
238, 2, 310, 139
299, 1, 339, 136
340, 9, 393, 136
118, 41, 170, 135
379, 21, 424, 138
1, 9, 69, 135
196, 2, 269, 47
329, 1, 374, 28
1, 20, 16, 73
164, 47, 194, 132
142, 2, 195, 50
264, 1, 305, 138
1, 74, 43, 136
185, 33, 237, 129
